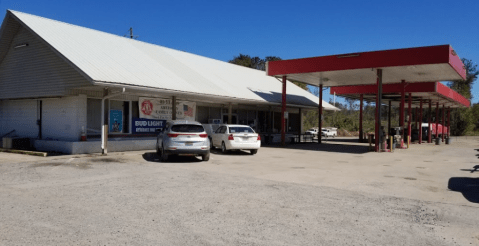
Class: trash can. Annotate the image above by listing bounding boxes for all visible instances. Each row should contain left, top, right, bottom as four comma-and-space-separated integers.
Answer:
435, 137, 441, 145
446, 137, 452, 145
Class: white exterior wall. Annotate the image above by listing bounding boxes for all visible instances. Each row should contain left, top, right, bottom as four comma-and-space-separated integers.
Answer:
42, 95, 87, 141
0, 99, 39, 138
0, 26, 90, 99
0, 95, 87, 141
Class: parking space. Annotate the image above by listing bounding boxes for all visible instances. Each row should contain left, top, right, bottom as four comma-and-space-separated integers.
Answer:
0, 137, 478, 245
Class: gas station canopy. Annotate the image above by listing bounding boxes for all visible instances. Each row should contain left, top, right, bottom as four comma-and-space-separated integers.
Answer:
330, 82, 470, 108
266, 45, 466, 86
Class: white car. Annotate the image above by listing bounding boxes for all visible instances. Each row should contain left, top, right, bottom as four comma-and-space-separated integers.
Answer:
211, 125, 261, 154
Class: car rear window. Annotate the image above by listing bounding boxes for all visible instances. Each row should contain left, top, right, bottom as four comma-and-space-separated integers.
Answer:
229, 127, 254, 133
171, 124, 204, 133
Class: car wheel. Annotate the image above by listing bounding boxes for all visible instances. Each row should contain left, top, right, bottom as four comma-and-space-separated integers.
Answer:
221, 142, 227, 154
250, 149, 258, 155
202, 152, 210, 161
160, 146, 168, 162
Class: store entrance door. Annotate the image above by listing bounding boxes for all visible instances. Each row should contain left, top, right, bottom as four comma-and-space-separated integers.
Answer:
222, 114, 237, 124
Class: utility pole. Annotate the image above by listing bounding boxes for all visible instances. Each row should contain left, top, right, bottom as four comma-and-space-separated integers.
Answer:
129, 27, 133, 39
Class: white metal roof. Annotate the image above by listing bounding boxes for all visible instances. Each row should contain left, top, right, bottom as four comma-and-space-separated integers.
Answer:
7, 10, 338, 111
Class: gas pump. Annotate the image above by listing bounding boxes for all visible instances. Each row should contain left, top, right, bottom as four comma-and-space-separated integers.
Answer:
390, 127, 402, 149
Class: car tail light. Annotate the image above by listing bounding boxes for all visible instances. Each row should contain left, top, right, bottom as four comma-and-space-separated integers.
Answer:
228, 134, 234, 140
199, 134, 208, 138
257, 135, 261, 141
167, 133, 179, 138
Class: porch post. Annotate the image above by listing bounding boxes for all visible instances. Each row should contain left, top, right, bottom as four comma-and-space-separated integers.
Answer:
281, 75, 287, 146
228, 103, 232, 124
172, 96, 177, 120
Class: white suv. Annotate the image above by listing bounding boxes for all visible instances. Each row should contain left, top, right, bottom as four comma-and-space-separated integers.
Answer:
156, 120, 210, 162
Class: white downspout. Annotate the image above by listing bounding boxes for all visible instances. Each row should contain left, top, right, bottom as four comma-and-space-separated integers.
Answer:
101, 88, 125, 155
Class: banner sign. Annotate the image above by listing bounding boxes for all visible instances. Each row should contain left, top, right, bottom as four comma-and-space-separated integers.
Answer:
109, 110, 123, 133
132, 118, 166, 134
139, 97, 196, 121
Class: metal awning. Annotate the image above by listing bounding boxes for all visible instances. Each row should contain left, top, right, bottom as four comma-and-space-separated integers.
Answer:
267, 45, 466, 86
266, 44, 467, 150
330, 82, 470, 108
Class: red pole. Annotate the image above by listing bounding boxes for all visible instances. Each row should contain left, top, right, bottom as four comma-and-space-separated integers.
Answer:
428, 100, 432, 143
447, 107, 451, 138
359, 94, 363, 143
408, 93, 412, 147
442, 104, 445, 142
415, 107, 418, 133
400, 80, 406, 147
281, 75, 286, 146
419, 100, 423, 144
319, 84, 323, 144
435, 102, 439, 140
400, 80, 405, 129
375, 79, 379, 151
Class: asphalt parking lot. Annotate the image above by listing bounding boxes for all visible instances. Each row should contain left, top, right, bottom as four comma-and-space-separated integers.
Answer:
1, 137, 478, 245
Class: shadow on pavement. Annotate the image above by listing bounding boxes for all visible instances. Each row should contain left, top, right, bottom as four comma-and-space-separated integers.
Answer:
266, 142, 370, 154
142, 152, 202, 163
448, 177, 479, 203
210, 149, 252, 156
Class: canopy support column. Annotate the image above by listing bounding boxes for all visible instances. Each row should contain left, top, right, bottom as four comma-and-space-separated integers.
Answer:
415, 107, 419, 140
442, 104, 445, 142
318, 83, 323, 144
376, 69, 383, 152
428, 100, 432, 143
388, 100, 392, 133
447, 107, 451, 138
400, 80, 406, 144
435, 102, 439, 140
407, 93, 412, 148
298, 107, 302, 142
281, 76, 287, 146
419, 100, 423, 144
359, 94, 363, 143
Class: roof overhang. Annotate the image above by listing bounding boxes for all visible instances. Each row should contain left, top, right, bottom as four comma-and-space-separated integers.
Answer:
267, 45, 466, 87
330, 82, 470, 108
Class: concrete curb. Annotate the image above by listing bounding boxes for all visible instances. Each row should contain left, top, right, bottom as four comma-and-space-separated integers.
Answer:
0, 148, 48, 157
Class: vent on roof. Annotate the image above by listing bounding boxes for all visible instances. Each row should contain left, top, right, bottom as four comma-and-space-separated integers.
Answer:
14, 43, 28, 49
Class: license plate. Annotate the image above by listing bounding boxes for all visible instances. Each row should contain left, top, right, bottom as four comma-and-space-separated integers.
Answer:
185, 142, 193, 146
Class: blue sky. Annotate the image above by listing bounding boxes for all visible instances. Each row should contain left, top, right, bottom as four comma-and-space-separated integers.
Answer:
1, 0, 478, 104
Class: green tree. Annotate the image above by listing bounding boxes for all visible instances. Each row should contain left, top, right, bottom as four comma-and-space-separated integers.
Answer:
229, 54, 308, 90
448, 58, 478, 135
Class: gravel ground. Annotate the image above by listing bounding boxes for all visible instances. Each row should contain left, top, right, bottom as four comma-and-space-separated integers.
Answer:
0, 137, 478, 245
